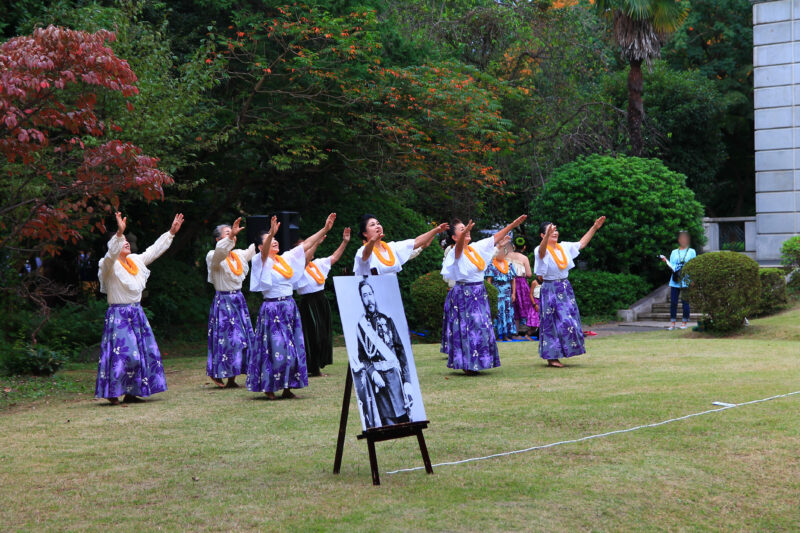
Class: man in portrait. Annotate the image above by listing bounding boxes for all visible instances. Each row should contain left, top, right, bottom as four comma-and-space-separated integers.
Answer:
354, 278, 413, 428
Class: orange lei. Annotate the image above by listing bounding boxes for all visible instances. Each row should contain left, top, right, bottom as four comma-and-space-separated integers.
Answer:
547, 243, 569, 270
463, 245, 486, 271
226, 252, 243, 276
271, 254, 294, 279
118, 256, 138, 276
305, 262, 325, 285
492, 258, 509, 274
372, 241, 396, 267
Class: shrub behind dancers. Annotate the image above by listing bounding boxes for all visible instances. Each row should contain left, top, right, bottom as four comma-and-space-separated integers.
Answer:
534, 216, 605, 367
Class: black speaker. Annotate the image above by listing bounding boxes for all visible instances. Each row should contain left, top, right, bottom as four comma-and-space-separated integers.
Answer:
276, 211, 300, 252
246, 215, 269, 249
245, 212, 300, 252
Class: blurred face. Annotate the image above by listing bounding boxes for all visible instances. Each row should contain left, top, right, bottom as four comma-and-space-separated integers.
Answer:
540, 224, 559, 244
452, 222, 469, 244
217, 226, 231, 241
363, 218, 383, 241
270, 239, 280, 254
678, 233, 690, 248
120, 238, 131, 257
360, 284, 376, 313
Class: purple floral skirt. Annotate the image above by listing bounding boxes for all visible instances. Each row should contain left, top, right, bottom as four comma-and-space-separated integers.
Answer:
513, 276, 539, 328
207, 290, 255, 379
539, 279, 585, 360
246, 297, 308, 393
441, 282, 500, 371
95, 303, 167, 399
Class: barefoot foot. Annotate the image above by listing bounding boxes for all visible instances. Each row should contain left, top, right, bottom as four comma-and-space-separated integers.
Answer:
122, 394, 145, 403
225, 379, 239, 388
211, 377, 225, 388
264, 391, 276, 400
281, 389, 297, 399
547, 360, 564, 368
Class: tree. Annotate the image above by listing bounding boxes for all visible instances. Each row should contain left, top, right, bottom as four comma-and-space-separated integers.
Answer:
0, 25, 172, 257
594, 0, 689, 155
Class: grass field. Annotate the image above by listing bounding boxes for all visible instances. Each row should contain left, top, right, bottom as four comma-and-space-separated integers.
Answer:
1, 307, 799, 532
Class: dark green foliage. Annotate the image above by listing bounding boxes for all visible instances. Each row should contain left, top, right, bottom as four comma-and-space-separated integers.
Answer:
602, 62, 728, 203
531, 154, 705, 284
143, 258, 211, 340
39, 300, 107, 361
756, 268, 788, 316
568, 270, 652, 319
409, 271, 450, 339
682, 252, 761, 332
0, 342, 66, 377
485, 279, 498, 319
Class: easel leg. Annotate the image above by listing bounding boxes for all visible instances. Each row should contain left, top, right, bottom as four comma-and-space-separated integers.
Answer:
367, 437, 380, 486
416, 429, 434, 474
333, 367, 353, 475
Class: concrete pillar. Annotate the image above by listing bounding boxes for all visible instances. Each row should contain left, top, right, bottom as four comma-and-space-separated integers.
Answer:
753, 0, 800, 264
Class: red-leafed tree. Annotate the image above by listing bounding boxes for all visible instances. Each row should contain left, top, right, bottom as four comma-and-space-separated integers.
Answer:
0, 25, 172, 257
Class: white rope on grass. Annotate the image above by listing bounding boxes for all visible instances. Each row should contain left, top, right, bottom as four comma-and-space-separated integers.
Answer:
386, 390, 800, 475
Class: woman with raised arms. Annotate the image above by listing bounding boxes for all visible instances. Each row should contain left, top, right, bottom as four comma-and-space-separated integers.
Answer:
440, 215, 527, 374
534, 216, 605, 367
354, 214, 449, 276
248, 214, 336, 399
294, 227, 351, 377
205, 217, 256, 388
95, 211, 184, 404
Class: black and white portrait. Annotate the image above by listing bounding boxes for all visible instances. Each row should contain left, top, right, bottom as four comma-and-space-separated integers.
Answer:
333, 275, 426, 431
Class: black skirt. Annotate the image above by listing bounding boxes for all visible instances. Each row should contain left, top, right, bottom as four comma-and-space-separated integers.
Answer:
298, 291, 333, 375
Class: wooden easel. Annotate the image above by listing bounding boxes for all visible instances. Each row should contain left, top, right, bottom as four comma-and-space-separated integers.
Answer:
333, 366, 433, 485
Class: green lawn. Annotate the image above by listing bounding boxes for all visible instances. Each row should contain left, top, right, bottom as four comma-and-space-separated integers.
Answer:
2, 308, 799, 531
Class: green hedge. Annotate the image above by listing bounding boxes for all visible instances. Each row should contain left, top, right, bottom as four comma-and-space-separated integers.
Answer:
756, 268, 788, 316
567, 270, 652, 319
143, 257, 211, 340
683, 252, 761, 332
409, 271, 498, 341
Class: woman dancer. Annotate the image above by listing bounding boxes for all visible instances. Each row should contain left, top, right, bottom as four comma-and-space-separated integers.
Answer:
354, 214, 448, 276
440, 215, 527, 374
534, 217, 605, 367
295, 227, 351, 377
528, 277, 541, 339
206, 217, 256, 388
485, 241, 517, 342
248, 214, 336, 399
508, 239, 536, 340
95, 211, 184, 404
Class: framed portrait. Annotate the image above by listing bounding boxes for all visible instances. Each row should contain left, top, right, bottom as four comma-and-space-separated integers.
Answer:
333, 274, 427, 431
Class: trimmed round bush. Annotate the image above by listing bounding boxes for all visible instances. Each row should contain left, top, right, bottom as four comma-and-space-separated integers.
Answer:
409, 271, 498, 340
0, 342, 66, 376
567, 270, 652, 319
780, 235, 800, 269
756, 268, 788, 316
530, 154, 705, 284
682, 252, 760, 332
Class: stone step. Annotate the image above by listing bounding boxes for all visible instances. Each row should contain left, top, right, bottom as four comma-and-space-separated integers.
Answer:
637, 312, 703, 321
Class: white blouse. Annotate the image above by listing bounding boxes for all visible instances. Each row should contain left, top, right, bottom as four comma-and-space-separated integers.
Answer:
440, 236, 497, 283
250, 244, 306, 298
206, 237, 256, 292
295, 257, 332, 295
353, 238, 420, 276
98, 232, 174, 304
533, 241, 580, 280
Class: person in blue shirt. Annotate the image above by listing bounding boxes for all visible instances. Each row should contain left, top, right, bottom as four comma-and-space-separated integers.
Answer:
660, 231, 696, 330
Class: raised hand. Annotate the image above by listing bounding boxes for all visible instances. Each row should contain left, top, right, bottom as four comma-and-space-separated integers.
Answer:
169, 213, 185, 235
593, 215, 606, 230
230, 217, 244, 237
343, 227, 351, 242
115, 211, 127, 236
545, 223, 556, 240
435, 222, 450, 233
324, 213, 336, 231
268, 215, 281, 237
512, 214, 528, 228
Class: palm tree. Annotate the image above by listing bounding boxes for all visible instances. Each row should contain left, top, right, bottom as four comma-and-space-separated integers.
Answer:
595, 0, 688, 155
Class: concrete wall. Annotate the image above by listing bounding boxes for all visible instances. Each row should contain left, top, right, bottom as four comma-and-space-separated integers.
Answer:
753, 0, 800, 264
